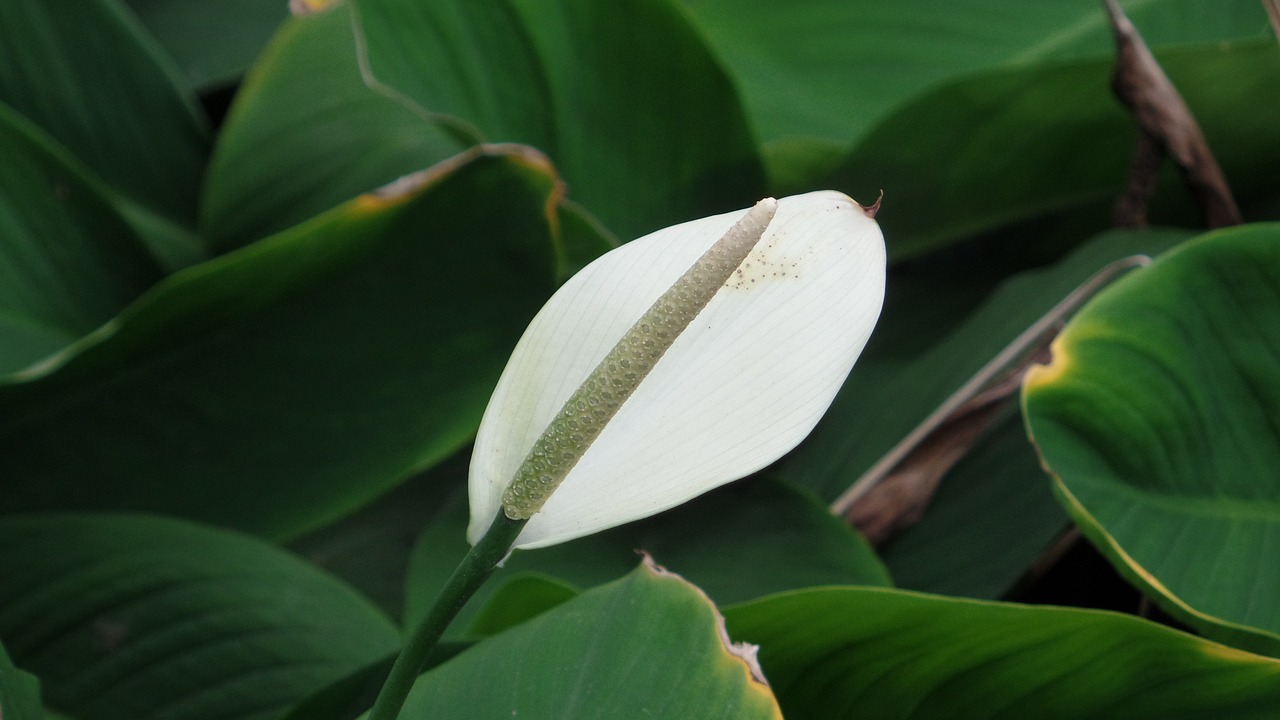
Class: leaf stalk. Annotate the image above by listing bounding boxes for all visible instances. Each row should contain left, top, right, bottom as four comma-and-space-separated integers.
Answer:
367, 511, 526, 720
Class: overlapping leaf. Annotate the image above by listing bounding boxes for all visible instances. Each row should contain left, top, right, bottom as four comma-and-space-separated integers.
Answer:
0, 514, 400, 720
824, 41, 1280, 258
207, 0, 765, 253
680, 0, 1270, 148
780, 228, 1190, 598
125, 0, 290, 88
406, 474, 889, 637
0, 107, 161, 375
725, 586, 1280, 719
398, 560, 781, 719
1024, 223, 1280, 655
0, 0, 209, 267
201, 3, 468, 252
0, 638, 41, 720
0, 147, 567, 540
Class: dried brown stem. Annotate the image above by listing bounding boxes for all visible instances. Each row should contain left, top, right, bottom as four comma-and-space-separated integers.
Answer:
1105, 0, 1242, 228
1266, 0, 1280, 42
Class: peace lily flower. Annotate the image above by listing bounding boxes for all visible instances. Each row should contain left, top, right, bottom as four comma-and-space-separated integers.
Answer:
468, 190, 886, 550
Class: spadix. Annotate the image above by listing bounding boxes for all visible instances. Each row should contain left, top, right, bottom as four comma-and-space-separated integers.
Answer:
468, 191, 885, 549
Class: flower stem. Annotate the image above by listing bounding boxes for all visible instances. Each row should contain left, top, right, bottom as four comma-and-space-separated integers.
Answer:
367, 511, 527, 720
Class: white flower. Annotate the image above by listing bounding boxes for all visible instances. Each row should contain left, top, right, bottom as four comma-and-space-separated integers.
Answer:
468, 191, 885, 549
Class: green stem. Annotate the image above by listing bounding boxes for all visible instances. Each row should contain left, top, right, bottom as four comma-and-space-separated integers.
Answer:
368, 511, 527, 720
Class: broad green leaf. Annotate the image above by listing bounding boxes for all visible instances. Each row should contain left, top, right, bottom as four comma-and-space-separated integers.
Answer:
0, 0, 209, 267
399, 560, 781, 719
780, 228, 1190, 598
0, 638, 42, 720
406, 473, 889, 637
202, 3, 467, 252
1023, 223, 1280, 655
725, 587, 1280, 719
782, 228, 1189, 500
0, 147, 562, 540
493, 0, 769, 238
0, 514, 399, 720
350, 0, 553, 148
465, 575, 581, 637
125, 0, 290, 88
213, 0, 765, 252
823, 41, 1280, 259
679, 0, 1270, 148
0, 106, 161, 376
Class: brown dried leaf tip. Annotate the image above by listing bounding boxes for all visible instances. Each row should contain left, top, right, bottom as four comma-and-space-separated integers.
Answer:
640, 554, 771, 687
1104, 0, 1241, 229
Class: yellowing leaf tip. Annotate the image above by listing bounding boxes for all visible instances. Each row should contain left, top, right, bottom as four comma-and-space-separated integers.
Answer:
1024, 335, 1070, 390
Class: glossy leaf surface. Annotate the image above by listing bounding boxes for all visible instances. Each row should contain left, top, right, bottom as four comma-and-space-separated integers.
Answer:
355, 0, 767, 239
824, 42, 1280, 258
780, 229, 1188, 598
0, 515, 399, 720
409, 474, 889, 636
0, 107, 161, 375
399, 560, 781, 719
726, 586, 1280, 719
681, 0, 1270, 147
0, 148, 562, 540
0, 0, 208, 265
202, 3, 466, 251
1024, 223, 1280, 654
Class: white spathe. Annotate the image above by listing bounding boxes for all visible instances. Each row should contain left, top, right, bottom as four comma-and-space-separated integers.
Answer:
468, 190, 886, 549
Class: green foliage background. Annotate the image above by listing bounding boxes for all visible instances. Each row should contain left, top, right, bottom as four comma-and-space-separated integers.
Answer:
1, 0, 1278, 718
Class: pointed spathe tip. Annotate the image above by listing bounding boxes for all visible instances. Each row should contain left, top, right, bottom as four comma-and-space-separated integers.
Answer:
862, 190, 884, 219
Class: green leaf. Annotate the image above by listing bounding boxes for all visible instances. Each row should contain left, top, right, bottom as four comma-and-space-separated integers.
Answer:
350, 0, 553, 148
464, 575, 581, 638
399, 560, 781, 719
680, 0, 1271, 148
0, 0, 209, 267
780, 228, 1190, 598
1023, 223, 1280, 655
0, 106, 162, 376
823, 41, 1280, 259
124, 0, 290, 88
202, 3, 467, 252
406, 473, 889, 637
496, 0, 769, 238
211, 0, 765, 251
0, 147, 563, 540
278, 645, 470, 720
0, 514, 399, 720
725, 587, 1280, 719
290, 451, 472, 621
0, 638, 42, 720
